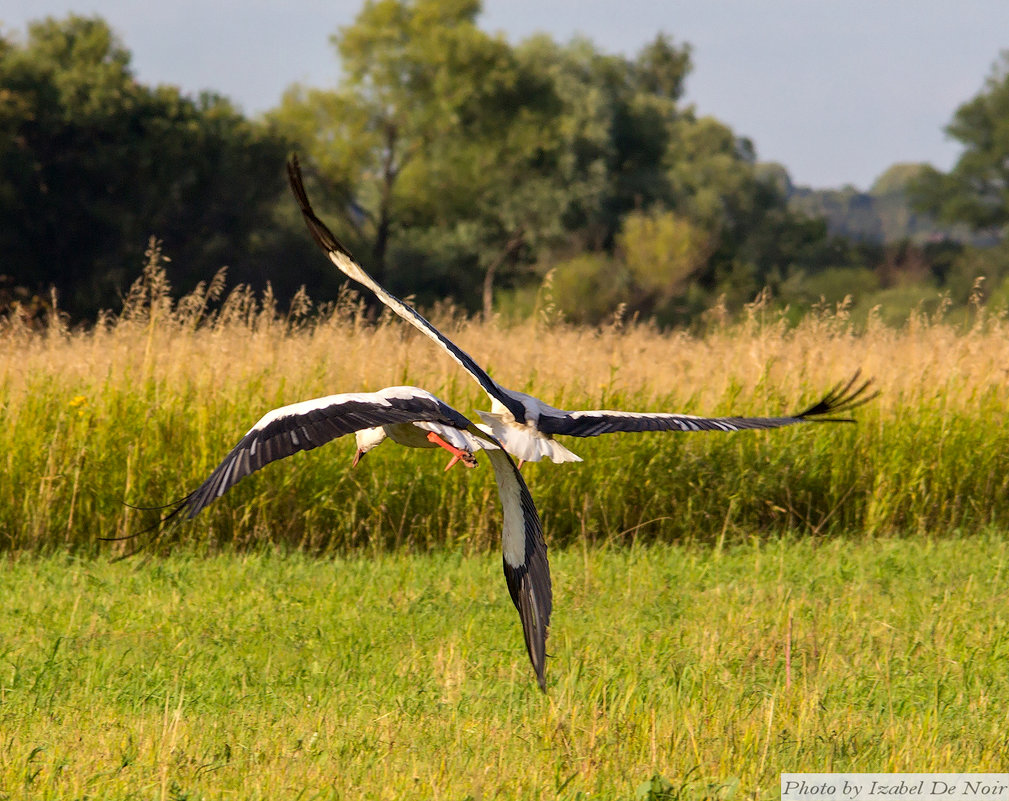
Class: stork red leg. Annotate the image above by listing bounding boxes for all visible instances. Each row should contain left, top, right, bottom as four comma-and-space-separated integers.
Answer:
426, 431, 478, 469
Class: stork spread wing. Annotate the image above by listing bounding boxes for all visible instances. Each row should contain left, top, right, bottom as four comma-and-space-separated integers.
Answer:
476, 446, 552, 691
286, 156, 528, 423
181, 388, 473, 518
536, 371, 878, 438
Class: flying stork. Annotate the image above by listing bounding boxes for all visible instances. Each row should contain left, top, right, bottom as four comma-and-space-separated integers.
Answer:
286, 156, 876, 465
147, 386, 552, 691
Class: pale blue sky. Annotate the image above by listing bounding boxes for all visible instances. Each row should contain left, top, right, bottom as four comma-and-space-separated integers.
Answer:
4, 1, 1007, 190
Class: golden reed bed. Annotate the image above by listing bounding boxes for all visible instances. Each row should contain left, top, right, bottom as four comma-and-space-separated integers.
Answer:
2, 256, 1007, 551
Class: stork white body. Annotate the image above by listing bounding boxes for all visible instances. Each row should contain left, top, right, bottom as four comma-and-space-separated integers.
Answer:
356, 420, 497, 457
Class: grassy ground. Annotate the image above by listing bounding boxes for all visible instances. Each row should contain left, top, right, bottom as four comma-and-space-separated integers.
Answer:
3, 534, 1008, 800
4, 259, 1009, 798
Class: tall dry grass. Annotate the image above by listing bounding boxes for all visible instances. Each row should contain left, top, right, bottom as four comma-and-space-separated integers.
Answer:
2, 244, 1008, 553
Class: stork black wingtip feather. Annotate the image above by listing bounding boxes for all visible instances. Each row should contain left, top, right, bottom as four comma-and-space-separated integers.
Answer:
503, 557, 550, 692
286, 155, 356, 259
100, 495, 192, 543
792, 369, 880, 421
99, 494, 195, 562
119, 492, 195, 513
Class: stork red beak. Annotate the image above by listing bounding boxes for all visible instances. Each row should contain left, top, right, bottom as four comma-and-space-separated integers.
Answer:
442, 453, 473, 470
444, 451, 478, 470
352, 448, 365, 468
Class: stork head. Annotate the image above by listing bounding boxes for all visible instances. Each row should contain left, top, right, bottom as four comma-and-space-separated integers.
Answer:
352, 427, 387, 467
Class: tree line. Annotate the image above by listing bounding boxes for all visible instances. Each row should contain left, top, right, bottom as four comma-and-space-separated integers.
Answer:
2, 2, 1007, 325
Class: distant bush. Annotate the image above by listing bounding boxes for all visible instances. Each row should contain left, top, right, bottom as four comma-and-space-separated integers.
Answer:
618, 209, 711, 313
549, 254, 630, 325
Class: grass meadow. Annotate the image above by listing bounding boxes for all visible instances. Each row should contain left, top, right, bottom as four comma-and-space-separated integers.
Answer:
4, 538, 1009, 800
2, 256, 1009, 797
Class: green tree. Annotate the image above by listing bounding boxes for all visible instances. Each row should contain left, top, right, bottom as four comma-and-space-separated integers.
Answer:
662, 114, 834, 313
1, 15, 293, 317
386, 29, 566, 313
514, 33, 691, 247
457, 32, 693, 314
501, 33, 836, 321
272, 1, 844, 322
273, 0, 531, 288
273, 19, 696, 311
910, 51, 1009, 232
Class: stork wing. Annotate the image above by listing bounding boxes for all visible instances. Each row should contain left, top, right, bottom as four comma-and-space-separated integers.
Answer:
477, 442, 551, 692
537, 371, 877, 438
181, 387, 473, 518
286, 156, 528, 423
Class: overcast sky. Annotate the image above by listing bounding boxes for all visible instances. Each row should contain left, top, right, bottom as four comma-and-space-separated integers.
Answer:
4, 1, 1007, 190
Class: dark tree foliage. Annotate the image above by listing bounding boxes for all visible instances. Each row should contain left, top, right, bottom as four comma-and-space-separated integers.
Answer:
0, 15, 298, 317
4, 6, 993, 327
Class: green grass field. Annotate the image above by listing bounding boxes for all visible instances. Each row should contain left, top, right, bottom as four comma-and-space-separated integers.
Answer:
3, 535, 1008, 800
4, 265, 1009, 798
